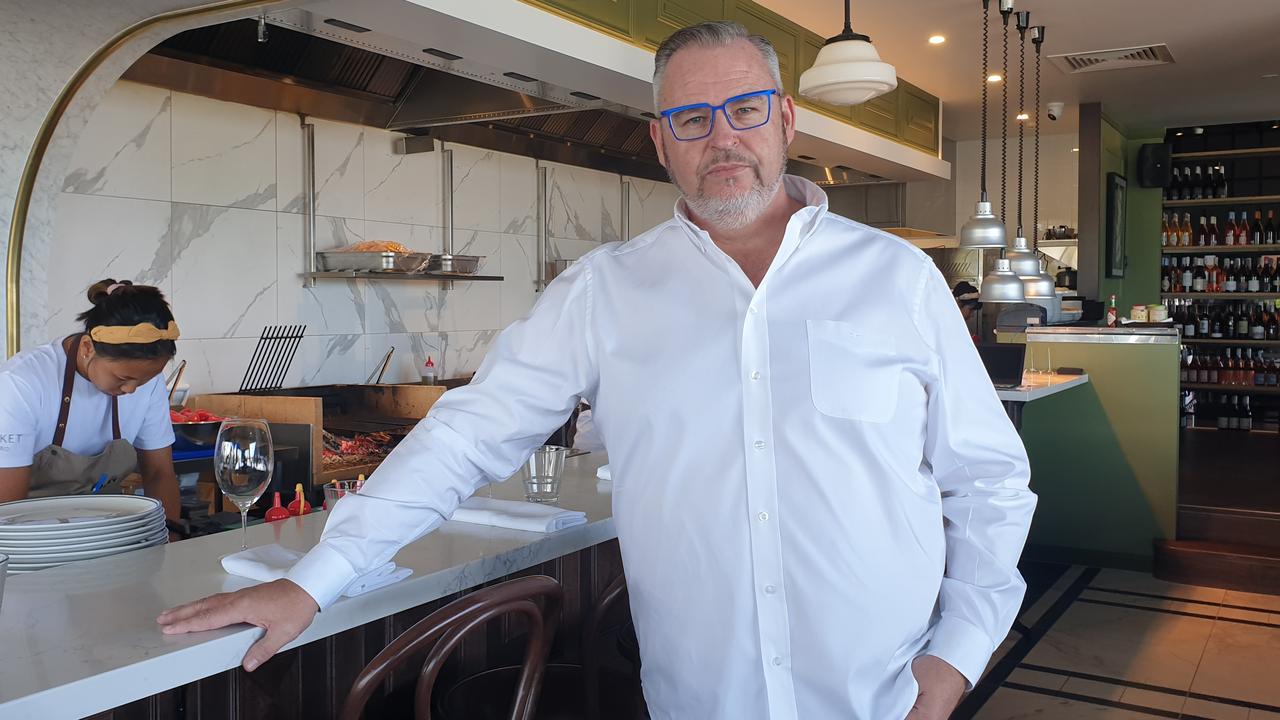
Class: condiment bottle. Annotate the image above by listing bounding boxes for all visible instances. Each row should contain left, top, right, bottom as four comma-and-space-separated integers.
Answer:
422, 356, 438, 386
287, 483, 312, 516
264, 492, 290, 522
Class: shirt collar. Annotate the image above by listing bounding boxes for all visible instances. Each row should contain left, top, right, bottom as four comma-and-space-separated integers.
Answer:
672, 174, 831, 254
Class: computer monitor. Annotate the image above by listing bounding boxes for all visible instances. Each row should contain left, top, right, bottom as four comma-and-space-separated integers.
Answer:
976, 343, 1026, 389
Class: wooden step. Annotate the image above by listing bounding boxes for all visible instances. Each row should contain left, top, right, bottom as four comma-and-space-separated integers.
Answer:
1154, 539, 1280, 595
1178, 505, 1280, 550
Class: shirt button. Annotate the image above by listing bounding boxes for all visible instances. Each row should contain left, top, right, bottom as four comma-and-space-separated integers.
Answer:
764, 584, 776, 595
753, 440, 766, 450
772, 656, 784, 667
758, 511, 769, 522
750, 371, 761, 380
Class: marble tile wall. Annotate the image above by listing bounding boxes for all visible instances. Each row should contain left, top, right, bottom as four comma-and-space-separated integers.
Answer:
43, 80, 679, 396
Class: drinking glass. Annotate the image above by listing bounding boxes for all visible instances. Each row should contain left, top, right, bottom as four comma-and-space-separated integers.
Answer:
524, 445, 567, 503
214, 418, 274, 550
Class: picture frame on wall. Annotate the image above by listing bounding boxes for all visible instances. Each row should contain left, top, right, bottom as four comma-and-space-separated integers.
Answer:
1106, 172, 1127, 278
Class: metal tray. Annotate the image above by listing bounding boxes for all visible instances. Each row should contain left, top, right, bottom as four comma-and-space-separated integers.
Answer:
427, 254, 482, 275
316, 251, 433, 273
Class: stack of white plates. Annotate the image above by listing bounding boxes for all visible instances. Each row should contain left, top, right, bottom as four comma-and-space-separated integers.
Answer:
0, 495, 167, 574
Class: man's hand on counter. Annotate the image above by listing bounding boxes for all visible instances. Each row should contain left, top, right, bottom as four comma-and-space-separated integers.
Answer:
156, 579, 319, 672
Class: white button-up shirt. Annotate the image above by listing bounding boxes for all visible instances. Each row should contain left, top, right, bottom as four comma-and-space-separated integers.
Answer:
288, 175, 1036, 720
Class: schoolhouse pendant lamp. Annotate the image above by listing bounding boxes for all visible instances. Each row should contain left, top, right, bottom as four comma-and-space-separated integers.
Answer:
798, 0, 897, 106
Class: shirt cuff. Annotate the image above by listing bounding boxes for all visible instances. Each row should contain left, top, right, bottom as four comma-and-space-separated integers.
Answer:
284, 542, 359, 610
925, 615, 997, 690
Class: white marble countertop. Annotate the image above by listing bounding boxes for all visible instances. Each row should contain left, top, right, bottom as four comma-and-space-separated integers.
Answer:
0, 453, 614, 720
995, 372, 1090, 402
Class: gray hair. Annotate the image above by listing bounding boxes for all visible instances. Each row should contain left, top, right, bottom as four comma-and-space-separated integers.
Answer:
652, 21, 784, 110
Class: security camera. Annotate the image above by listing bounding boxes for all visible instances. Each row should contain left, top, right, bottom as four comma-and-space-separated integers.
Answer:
1046, 102, 1065, 122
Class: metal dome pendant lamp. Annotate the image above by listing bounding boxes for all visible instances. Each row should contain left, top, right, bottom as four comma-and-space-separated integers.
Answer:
1025, 24, 1057, 298
798, 0, 897, 106
959, 0, 1007, 249
1005, 12, 1042, 280
979, 0, 1025, 303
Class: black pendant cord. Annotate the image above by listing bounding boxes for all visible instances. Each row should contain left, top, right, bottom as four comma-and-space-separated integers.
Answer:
1033, 29, 1043, 250
999, 7, 1011, 223
843, 0, 852, 34
1016, 23, 1026, 236
979, 0, 991, 199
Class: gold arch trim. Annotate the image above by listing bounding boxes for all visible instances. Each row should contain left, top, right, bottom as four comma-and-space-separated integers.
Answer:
6, 0, 279, 357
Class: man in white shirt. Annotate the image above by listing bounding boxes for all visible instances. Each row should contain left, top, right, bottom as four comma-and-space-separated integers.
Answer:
160, 20, 1035, 720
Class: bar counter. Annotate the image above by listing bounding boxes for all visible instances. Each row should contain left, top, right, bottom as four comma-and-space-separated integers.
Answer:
0, 453, 616, 719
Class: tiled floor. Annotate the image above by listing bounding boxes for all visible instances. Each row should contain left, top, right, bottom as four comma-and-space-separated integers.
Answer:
956, 566, 1280, 720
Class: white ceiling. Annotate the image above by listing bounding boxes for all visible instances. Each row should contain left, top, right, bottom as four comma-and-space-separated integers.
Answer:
757, 0, 1280, 140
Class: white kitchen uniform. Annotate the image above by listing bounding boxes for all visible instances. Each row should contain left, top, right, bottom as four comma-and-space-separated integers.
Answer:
288, 175, 1036, 719
0, 339, 175, 468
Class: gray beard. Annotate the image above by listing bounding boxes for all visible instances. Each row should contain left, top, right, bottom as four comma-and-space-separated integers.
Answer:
682, 173, 783, 231
668, 143, 788, 231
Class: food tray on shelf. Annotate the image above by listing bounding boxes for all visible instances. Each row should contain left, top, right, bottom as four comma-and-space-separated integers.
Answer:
316, 251, 433, 273
426, 254, 482, 275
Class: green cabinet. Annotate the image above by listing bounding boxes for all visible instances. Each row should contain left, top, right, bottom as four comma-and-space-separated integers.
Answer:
730, 1, 799, 97
855, 86, 899, 138
519, 0, 941, 158
897, 80, 939, 154
635, 0, 727, 49
534, 0, 634, 38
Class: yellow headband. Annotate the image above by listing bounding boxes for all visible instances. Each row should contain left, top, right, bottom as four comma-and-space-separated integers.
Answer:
89, 321, 180, 344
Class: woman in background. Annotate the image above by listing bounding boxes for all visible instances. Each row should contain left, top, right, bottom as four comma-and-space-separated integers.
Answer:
0, 279, 180, 523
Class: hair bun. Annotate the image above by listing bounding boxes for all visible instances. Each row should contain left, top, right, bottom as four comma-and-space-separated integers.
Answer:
85, 279, 138, 305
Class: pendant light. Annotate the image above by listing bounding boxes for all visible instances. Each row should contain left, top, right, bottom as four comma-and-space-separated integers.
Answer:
1024, 24, 1057, 298
959, 0, 1006, 249
1006, 11, 1052, 299
798, 0, 897, 106
979, 0, 1025, 303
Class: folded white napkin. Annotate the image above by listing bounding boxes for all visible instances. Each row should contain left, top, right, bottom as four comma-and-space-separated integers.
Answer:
450, 497, 587, 533
596, 465, 611, 481
221, 544, 412, 598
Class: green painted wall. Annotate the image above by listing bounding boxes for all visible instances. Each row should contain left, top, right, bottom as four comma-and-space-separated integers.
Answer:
1095, 116, 1164, 313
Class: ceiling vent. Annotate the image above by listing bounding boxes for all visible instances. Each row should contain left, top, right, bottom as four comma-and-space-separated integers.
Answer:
1049, 44, 1174, 74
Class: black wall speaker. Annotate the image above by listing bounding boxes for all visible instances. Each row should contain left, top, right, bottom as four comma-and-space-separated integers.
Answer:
1137, 143, 1172, 187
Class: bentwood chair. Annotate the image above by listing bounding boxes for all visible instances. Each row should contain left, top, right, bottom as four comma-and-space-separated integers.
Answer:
338, 575, 563, 720
434, 573, 647, 720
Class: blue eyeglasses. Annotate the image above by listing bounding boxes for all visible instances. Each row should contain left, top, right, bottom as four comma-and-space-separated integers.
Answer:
658, 89, 778, 142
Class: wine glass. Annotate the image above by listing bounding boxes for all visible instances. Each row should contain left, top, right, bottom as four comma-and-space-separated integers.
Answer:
213, 418, 274, 550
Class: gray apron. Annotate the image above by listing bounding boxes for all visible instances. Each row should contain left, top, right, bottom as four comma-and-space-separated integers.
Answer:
28, 334, 140, 498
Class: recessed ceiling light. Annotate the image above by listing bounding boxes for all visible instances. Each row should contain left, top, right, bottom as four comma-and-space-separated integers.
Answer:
1263, 73, 1279, 79
928, 35, 946, 45
987, 74, 1002, 83
1175, 131, 1184, 136
1016, 112, 1030, 120
1071, 148, 1079, 152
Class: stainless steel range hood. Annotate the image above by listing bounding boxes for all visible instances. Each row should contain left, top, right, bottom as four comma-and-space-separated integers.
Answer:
122, 14, 919, 187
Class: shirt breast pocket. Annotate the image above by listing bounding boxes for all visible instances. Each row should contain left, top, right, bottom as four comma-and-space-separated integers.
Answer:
806, 320, 900, 423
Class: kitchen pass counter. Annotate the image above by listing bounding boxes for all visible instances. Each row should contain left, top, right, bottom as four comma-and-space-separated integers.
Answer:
0, 453, 614, 719
995, 372, 1091, 403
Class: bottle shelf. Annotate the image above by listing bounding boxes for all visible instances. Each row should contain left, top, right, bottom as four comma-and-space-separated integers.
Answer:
1171, 147, 1280, 160
1182, 338, 1280, 347
1162, 293, 1280, 300
1182, 382, 1280, 395
1163, 195, 1280, 208
1162, 245, 1280, 255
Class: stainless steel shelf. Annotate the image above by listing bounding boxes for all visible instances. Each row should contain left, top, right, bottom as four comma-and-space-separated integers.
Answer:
305, 271, 504, 282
